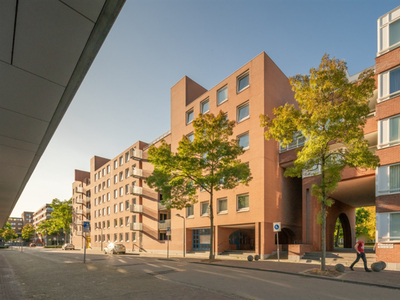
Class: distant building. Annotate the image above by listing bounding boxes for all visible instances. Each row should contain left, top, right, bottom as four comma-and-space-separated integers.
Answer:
7, 217, 23, 235
33, 204, 54, 245
21, 211, 34, 227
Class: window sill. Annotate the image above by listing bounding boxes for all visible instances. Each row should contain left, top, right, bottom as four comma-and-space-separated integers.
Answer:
186, 120, 193, 126
187, 215, 194, 219
237, 85, 250, 94
201, 214, 209, 217
217, 211, 228, 215
237, 208, 249, 213
237, 116, 249, 124
217, 99, 228, 106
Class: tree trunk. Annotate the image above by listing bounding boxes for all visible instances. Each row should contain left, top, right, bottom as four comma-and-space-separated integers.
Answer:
209, 190, 214, 260
321, 157, 326, 271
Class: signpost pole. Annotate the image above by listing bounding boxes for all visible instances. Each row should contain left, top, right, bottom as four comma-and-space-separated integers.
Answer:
277, 232, 280, 262
83, 234, 87, 264
166, 227, 171, 259
273, 222, 281, 263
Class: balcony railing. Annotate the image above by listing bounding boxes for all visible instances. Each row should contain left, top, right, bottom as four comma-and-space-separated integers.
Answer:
76, 198, 84, 205
279, 135, 306, 153
75, 220, 83, 225
158, 202, 167, 210
158, 219, 171, 230
75, 231, 83, 236
129, 186, 143, 195
129, 148, 143, 160
75, 209, 83, 215
75, 186, 84, 193
84, 207, 91, 214
302, 165, 322, 178
130, 204, 143, 213
130, 223, 143, 231
131, 167, 144, 178
85, 197, 91, 203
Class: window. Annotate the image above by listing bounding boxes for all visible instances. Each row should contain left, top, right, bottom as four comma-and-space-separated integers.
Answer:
119, 172, 123, 181
379, 67, 400, 100
95, 198, 97, 205
237, 102, 249, 123
201, 98, 209, 114
114, 204, 118, 213
102, 221, 105, 229
380, 115, 400, 147
95, 235, 97, 242
186, 109, 194, 125
114, 234, 117, 242
102, 195, 105, 203
94, 174, 97, 181
107, 206, 110, 215
390, 164, 400, 193
120, 233, 123, 242
390, 213, 400, 240
125, 152, 129, 163
120, 218, 123, 227
119, 187, 123, 197
187, 133, 194, 142
114, 219, 117, 227
132, 232, 136, 242
94, 186, 97, 194
237, 71, 249, 92
125, 200, 130, 210
102, 182, 105, 190
126, 216, 130, 226
94, 210, 97, 218
120, 202, 124, 212
186, 205, 194, 218
98, 171, 101, 179
107, 165, 110, 173
107, 220, 110, 228
119, 156, 123, 166
201, 202, 209, 216
125, 232, 129, 242
114, 160, 117, 169
125, 168, 129, 178
107, 192, 110, 201
107, 179, 110, 187
98, 209, 101, 217
218, 198, 228, 214
217, 85, 228, 105
102, 208, 105, 216
102, 168, 105, 176
114, 175, 118, 184
237, 194, 249, 211
389, 19, 400, 48
133, 215, 136, 223
114, 190, 118, 199
159, 233, 170, 241
238, 133, 249, 150
98, 184, 101, 192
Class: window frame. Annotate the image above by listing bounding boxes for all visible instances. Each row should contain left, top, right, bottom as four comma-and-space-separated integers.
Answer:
217, 85, 228, 106
237, 193, 249, 212
186, 205, 194, 218
200, 98, 210, 114
200, 201, 209, 217
217, 198, 228, 215
237, 71, 249, 93
237, 101, 249, 123
186, 108, 194, 125
238, 132, 250, 150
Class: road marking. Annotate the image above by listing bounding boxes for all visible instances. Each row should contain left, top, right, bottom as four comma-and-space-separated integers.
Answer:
161, 264, 180, 270
196, 269, 237, 279
242, 274, 293, 288
146, 263, 160, 268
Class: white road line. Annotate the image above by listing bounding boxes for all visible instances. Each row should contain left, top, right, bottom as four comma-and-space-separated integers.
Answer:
161, 264, 180, 270
146, 263, 160, 268
196, 269, 238, 279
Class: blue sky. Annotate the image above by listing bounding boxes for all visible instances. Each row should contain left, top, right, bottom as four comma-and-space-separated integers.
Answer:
11, 0, 400, 216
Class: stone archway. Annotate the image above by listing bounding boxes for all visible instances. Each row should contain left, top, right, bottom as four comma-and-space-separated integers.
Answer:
336, 213, 352, 249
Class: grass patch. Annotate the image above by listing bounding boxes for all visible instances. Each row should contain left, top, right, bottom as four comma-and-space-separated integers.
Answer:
44, 245, 62, 248
0, 246, 10, 249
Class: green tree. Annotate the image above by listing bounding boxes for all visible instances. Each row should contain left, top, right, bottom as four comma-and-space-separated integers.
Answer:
356, 207, 375, 240
260, 54, 379, 270
21, 223, 35, 242
46, 219, 62, 245
36, 221, 50, 245
1, 222, 17, 242
334, 218, 343, 247
146, 112, 252, 259
50, 198, 73, 243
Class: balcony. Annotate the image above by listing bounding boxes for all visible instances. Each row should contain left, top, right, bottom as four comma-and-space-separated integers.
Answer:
158, 219, 171, 230
130, 204, 143, 213
158, 202, 167, 210
129, 186, 143, 195
131, 167, 144, 178
84, 207, 91, 214
75, 220, 83, 225
76, 198, 84, 205
75, 231, 83, 236
302, 165, 322, 178
75, 209, 83, 215
75, 186, 84, 193
129, 148, 143, 160
279, 134, 306, 153
85, 197, 91, 203
130, 223, 143, 231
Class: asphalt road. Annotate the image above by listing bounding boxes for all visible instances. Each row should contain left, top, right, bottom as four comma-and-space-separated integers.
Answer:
1, 248, 399, 299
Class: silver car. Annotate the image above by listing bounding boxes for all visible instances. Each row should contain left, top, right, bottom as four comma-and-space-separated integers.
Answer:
104, 243, 126, 254
62, 243, 75, 250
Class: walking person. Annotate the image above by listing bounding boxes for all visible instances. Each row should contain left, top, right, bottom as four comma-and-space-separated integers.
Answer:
349, 235, 372, 272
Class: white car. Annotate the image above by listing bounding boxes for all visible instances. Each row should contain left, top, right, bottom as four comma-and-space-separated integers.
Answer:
104, 243, 126, 254
62, 243, 75, 250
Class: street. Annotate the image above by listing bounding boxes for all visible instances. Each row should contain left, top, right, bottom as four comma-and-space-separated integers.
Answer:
1, 248, 399, 299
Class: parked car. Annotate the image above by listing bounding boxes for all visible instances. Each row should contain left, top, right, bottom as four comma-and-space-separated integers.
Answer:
29, 243, 36, 247
104, 243, 126, 254
62, 243, 75, 250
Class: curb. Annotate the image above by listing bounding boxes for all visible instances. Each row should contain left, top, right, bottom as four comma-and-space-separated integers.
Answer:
191, 262, 400, 291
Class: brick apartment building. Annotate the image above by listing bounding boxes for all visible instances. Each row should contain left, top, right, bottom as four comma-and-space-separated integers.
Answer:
70, 6, 400, 269
8, 217, 23, 235
21, 211, 34, 227
32, 204, 54, 245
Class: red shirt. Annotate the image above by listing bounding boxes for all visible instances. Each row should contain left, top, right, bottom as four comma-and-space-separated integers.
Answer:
356, 241, 365, 253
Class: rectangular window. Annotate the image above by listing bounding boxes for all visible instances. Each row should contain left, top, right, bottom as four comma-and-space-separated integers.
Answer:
390, 68, 400, 95
237, 102, 249, 123
107, 234, 110, 242
94, 186, 97, 194
201, 202, 209, 216
186, 109, 194, 125
119, 156, 123, 166
390, 213, 400, 240
125, 152, 129, 163
125, 232, 129, 242
217, 85, 228, 105
120, 233, 123, 242
102, 182, 105, 190
389, 19, 400, 47
107, 179, 110, 187
133, 215, 136, 223
125, 184, 129, 195
201, 98, 209, 114
119, 187, 123, 197
120, 202, 124, 212
94, 174, 97, 181
107, 165, 110, 173
217, 198, 228, 214
107, 220, 110, 228
186, 205, 194, 218
98, 184, 101, 192
107, 206, 110, 215
119, 172, 123, 181
114, 160, 117, 170
237, 71, 249, 92
114, 219, 117, 227
238, 133, 249, 150
114, 190, 118, 199
390, 116, 400, 144
187, 133, 194, 142
237, 194, 249, 211
114, 233, 117, 242
132, 232, 136, 242
125, 168, 129, 178
390, 164, 400, 193
126, 216, 130, 226
98, 171, 101, 179
125, 200, 130, 210
114, 204, 118, 213
114, 175, 118, 184
120, 218, 123, 227
95, 198, 97, 205
102, 168, 105, 176
102, 208, 105, 216
107, 192, 110, 201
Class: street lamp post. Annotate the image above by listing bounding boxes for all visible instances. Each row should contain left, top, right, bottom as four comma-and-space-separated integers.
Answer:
175, 214, 185, 258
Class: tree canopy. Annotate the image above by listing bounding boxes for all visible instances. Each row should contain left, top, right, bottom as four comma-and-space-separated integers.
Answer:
260, 54, 379, 270
50, 198, 73, 242
0, 222, 17, 242
147, 111, 252, 259
21, 223, 35, 242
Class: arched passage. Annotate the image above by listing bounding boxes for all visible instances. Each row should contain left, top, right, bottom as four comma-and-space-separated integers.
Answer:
275, 228, 296, 251
334, 213, 352, 249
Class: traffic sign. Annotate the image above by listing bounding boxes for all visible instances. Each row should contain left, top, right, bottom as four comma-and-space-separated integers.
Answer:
273, 222, 281, 232
83, 221, 90, 233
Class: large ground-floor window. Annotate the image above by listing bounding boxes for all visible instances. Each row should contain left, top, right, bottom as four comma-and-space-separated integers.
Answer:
192, 229, 211, 250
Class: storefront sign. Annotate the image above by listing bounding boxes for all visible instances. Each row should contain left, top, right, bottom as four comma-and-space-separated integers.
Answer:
378, 243, 394, 249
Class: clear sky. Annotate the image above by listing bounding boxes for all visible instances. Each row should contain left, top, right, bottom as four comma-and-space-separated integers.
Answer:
11, 0, 400, 216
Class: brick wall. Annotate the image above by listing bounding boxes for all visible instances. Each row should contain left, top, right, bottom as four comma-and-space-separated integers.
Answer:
375, 243, 400, 263
375, 47, 400, 74
376, 194, 400, 213
376, 144, 400, 166
375, 96, 400, 120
